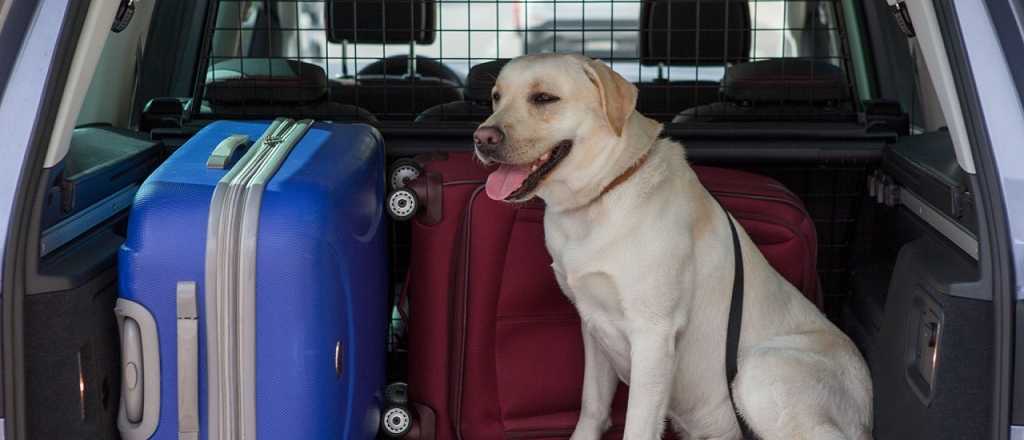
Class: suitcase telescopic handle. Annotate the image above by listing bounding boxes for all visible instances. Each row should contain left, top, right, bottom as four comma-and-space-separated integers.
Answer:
207, 134, 251, 169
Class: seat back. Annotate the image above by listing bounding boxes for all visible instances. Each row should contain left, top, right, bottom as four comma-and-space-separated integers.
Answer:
416, 60, 508, 122
204, 59, 376, 122
325, 0, 462, 120
674, 58, 853, 122
331, 76, 462, 121
358, 55, 463, 86
635, 0, 751, 120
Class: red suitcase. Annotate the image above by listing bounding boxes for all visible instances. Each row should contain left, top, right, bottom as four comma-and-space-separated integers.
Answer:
400, 152, 818, 440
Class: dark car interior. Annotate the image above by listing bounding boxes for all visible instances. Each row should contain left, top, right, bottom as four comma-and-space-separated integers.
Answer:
7, 0, 1006, 439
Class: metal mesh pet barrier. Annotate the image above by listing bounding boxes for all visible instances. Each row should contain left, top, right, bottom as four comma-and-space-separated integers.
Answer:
193, 0, 869, 341
196, 0, 860, 123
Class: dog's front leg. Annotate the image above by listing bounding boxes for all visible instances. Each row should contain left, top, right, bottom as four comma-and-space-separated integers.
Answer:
622, 329, 675, 440
570, 328, 619, 440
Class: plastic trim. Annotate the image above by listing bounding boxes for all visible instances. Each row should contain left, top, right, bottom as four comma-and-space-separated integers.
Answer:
177, 281, 199, 440
887, 0, 977, 173
2, 2, 90, 437
41, 0, 121, 167
121, 318, 143, 423
38, 183, 138, 256
206, 134, 249, 169
899, 186, 979, 259
114, 298, 160, 440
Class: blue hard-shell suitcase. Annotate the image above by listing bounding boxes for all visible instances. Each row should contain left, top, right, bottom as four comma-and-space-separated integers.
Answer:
117, 118, 388, 439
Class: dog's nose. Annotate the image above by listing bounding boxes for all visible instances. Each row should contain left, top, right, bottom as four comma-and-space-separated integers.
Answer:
474, 126, 504, 147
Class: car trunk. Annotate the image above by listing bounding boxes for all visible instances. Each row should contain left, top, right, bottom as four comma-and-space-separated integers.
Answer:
9, 0, 1006, 439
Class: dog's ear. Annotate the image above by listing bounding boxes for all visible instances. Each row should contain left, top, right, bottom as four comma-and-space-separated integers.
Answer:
583, 59, 638, 137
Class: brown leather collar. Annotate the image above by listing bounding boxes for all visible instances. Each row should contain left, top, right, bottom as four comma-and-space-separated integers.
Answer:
592, 152, 649, 203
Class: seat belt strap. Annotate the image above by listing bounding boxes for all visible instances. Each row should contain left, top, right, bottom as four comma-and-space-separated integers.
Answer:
177, 281, 200, 440
723, 206, 757, 439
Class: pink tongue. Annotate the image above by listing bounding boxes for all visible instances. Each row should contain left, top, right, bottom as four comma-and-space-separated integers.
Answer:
486, 164, 532, 201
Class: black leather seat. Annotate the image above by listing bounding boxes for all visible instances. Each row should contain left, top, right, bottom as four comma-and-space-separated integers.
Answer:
415, 59, 508, 123
330, 76, 462, 121
637, 0, 751, 120
204, 58, 377, 122
673, 58, 853, 122
636, 81, 721, 121
358, 55, 463, 86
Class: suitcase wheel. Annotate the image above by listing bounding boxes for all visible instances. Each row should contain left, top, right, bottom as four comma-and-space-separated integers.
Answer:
387, 188, 419, 221
384, 382, 409, 405
389, 159, 422, 190
381, 405, 412, 437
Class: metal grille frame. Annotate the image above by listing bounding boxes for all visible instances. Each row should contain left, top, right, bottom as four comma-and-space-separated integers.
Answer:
192, 0, 862, 124
187, 0, 876, 346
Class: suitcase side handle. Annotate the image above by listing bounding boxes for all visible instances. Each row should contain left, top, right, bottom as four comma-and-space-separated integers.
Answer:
114, 298, 161, 440
207, 134, 251, 169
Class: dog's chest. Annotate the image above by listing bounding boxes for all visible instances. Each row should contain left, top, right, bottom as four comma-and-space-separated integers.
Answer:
545, 209, 637, 379
563, 272, 633, 383
549, 246, 634, 382
545, 212, 631, 320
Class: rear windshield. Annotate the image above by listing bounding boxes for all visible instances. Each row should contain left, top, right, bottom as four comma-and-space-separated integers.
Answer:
202, 0, 854, 121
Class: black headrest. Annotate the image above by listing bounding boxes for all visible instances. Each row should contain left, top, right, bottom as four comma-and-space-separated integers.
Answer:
721, 59, 849, 103
328, 0, 436, 44
465, 60, 509, 103
640, 0, 751, 65
205, 59, 327, 104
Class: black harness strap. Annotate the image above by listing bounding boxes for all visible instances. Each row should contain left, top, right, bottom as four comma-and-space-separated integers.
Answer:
724, 211, 757, 440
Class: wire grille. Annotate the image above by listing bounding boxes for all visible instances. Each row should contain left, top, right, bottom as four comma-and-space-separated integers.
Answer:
197, 0, 859, 123
743, 163, 870, 321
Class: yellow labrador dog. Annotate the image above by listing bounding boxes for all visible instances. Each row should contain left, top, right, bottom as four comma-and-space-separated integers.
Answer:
473, 53, 872, 440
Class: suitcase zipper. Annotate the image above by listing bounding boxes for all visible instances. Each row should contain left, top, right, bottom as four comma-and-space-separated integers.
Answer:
449, 185, 485, 440
205, 118, 312, 440
206, 119, 283, 440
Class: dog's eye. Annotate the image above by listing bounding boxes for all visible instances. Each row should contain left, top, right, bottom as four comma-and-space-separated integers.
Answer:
531, 93, 560, 104
492, 92, 501, 103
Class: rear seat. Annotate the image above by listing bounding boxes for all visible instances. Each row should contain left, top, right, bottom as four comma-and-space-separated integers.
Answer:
330, 76, 462, 121
415, 60, 508, 122
674, 58, 853, 122
326, 0, 462, 120
636, 0, 750, 120
204, 58, 376, 122
358, 55, 463, 86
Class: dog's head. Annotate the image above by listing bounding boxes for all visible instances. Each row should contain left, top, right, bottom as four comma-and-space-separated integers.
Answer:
474, 54, 657, 205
